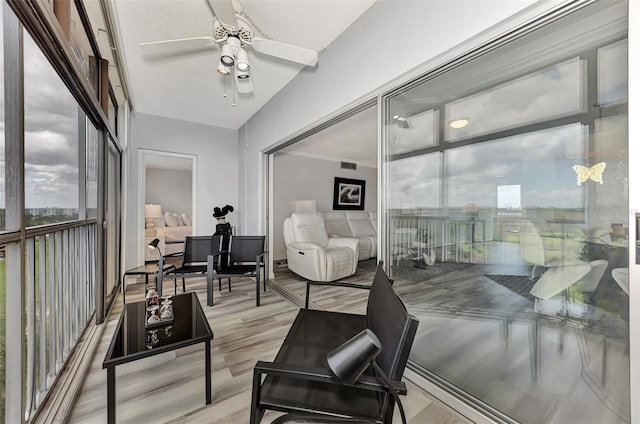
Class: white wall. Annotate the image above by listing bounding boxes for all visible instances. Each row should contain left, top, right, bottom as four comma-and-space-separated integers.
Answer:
145, 168, 192, 216
238, 0, 542, 234
272, 153, 376, 260
125, 112, 237, 268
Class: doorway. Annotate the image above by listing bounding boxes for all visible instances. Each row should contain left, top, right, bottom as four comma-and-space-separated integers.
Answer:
137, 149, 197, 264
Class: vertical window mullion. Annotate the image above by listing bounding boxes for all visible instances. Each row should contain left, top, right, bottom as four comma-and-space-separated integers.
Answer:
3, 2, 25, 422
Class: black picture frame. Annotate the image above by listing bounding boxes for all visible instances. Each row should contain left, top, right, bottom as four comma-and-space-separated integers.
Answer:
333, 177, 366, 210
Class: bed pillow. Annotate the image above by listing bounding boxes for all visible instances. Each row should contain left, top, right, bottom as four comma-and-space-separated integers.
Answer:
164, 211, 178, 227
181, 213, 192, 226
173, 213, 184, 226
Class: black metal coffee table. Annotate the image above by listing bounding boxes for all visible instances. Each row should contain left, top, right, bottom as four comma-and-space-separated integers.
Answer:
102, 292, 213, 424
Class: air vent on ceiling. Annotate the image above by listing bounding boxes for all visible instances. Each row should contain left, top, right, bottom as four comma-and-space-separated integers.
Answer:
341, 161, 357, 170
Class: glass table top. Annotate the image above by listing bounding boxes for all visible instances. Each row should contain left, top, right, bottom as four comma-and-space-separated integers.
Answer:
103, 292, 213, 367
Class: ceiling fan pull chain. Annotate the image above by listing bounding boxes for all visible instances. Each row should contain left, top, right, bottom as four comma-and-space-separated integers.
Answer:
223, 74, 228, 98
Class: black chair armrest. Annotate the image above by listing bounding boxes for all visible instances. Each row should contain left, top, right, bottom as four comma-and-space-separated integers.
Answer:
305, 280, 371, 309
253, 361, 406, 395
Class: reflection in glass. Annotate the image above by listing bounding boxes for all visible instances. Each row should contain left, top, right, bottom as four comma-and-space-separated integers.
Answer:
445, 124, 584, 212
0, 243, 5, 422
446, 58, 584, 142
0, 2, 4, 233
388, 108, 437, 155
383, 3, 628, 423
24, 32, 80, 226
86, 122, 99, 218
598, 39, 627, 106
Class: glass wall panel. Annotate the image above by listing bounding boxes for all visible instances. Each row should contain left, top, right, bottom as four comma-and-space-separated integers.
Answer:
598, 40, 628, 106
86, 122, 98, 218
24, 32, 80, 226
388, 107, 438, 155
105, 140, 120, 305
383, 2, 629, 423
445, 58, 584, 142
0, 0, 4, 233
0, 243, 5, 422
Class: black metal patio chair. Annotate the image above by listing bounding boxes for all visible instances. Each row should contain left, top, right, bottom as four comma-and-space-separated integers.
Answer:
166, 235, 222, 294
249, 261, 419, 423
206, 235, 267, 307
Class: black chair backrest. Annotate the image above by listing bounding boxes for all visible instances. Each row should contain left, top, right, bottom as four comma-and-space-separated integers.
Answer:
210, 234, 223, 255
229, 235, 265, 264
182, 236, 214, 265
366, 262, 419, 381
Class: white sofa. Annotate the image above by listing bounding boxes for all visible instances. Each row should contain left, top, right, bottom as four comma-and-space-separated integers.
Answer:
321, 211, 377, 261
283, 212, 358, 281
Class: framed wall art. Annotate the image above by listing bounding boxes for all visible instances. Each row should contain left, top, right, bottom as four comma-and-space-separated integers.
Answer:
333, 177, 366, 210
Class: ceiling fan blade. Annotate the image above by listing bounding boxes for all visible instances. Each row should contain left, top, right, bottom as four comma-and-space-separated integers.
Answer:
251, 37, 318, 67
207, 0, 239, 30
140, 36, 217, 53
235, 74, 253, 94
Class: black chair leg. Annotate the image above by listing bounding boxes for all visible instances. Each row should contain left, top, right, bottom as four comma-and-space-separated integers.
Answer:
228, 278, 231, 291
256, 276, 260, 307
218, 278, 222, 292
182, 277, 186, 293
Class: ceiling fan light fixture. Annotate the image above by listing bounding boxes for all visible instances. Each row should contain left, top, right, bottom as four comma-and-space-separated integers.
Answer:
217, 63, 231, 75
220, 43, 235, 66
236, 48, 250, 72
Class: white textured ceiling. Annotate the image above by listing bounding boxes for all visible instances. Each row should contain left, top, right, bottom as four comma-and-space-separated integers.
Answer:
112, 0, 375, 130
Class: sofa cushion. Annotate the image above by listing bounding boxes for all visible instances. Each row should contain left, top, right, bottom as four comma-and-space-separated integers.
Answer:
291, 212, 329, 248
346, 211, 376, 237
322, 211, 352, 237
164, 211, 178, 227
173, 212, 184, 226
181, 213, 192, 226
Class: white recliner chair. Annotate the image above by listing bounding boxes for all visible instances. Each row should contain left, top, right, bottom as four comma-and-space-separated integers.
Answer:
283, 212, 359, 281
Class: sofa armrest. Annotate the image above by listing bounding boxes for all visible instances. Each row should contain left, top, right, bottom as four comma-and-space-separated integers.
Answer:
328, 237, 359, 252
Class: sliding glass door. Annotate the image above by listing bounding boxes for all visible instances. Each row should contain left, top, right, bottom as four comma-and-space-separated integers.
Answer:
382, 2, 629, 422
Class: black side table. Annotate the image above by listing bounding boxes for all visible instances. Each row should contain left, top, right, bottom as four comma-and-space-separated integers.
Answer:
123, 262, 176, 303
103, 292, 213, 424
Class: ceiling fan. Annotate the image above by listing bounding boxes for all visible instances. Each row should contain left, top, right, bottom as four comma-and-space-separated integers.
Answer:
139, 0, 319, 95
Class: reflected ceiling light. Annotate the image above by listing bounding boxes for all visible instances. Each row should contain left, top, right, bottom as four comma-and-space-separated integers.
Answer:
236, 48, 250, 72
236, 69, 250, 79
217, 63, 231, 75
449, 118, 470, 129
220, 43, 235, 66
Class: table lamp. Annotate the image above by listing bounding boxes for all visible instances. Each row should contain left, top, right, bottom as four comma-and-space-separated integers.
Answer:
327, 329, 407, 424
147, 238, 162, 264
145, 204, 163, 228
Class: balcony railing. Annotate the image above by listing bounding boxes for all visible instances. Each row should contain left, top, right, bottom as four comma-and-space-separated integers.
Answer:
23, 222, 97, 419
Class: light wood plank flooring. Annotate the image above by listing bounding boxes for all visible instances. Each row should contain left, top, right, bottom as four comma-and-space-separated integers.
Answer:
68, 260, 469, 424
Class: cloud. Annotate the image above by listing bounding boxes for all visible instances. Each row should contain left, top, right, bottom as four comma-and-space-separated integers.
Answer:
389, 124, 585, 210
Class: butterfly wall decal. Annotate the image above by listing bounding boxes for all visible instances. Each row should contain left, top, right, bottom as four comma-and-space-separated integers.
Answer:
572, 162, 606, 185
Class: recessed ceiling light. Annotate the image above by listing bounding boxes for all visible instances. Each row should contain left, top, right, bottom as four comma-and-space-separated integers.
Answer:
450, 118, 470, 129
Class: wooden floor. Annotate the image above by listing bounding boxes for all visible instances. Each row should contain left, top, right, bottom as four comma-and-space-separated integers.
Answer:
68, 260, 470, 424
